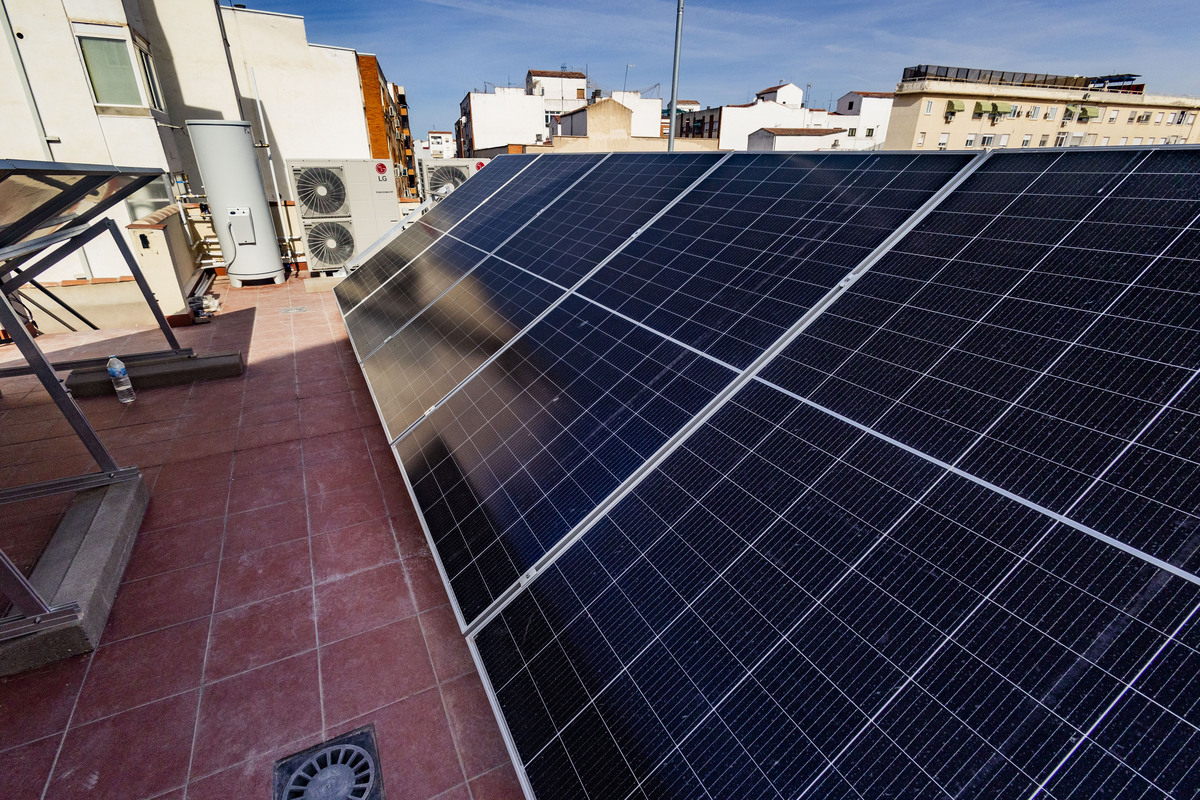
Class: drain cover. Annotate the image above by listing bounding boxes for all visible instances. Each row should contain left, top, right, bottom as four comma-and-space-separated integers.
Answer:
274, 726, 383, 800
280, 306, 308, 314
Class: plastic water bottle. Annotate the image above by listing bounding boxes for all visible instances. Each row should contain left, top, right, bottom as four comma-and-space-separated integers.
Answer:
107, 356, 136, 404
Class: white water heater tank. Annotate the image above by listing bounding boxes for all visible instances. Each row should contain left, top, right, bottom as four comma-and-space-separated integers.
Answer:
186, 120, 285, 287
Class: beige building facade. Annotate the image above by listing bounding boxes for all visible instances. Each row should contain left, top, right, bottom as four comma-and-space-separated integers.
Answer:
886, 65, 1199, 152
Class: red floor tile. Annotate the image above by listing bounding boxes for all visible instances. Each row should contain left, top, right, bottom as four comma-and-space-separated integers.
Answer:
0, 655, 88, 750
166, 430, 238, 463
153, 451, 235, 493
320, 617, 435, 726
441, 672, 510, 779
73, 619, 208, 724
308, 480, 387, 534
205, 588, 316, 682
236, 418, 302, 451
420, 605, 474, 683
227, 465, 304, 513
48, 690, 197, 800
103, 561, 218, 643
215, 538, 313, 612
301, 428, 370, 465
0, 735, 60, 800
469, 763, 525, 800
186, 735, 322, 800
123, 517, 224, 582
231, 439, 303, 478
140, 484, 229, 533
340, 687, 463, 800
310, 518, 400, 584
303, 450, 379, 495
405, 553, 451, 612
240, 397, 300, 428
221, 498, 308, 556
191, 651, 321, 777
430, 785, 471, 800
315, 562, 416, 644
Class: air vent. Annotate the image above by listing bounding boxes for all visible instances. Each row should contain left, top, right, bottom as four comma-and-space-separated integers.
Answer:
274, 726, 383, 800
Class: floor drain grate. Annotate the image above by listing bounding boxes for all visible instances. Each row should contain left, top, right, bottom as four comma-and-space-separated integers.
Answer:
280, 306, 308, 314
274, 725, 383, 800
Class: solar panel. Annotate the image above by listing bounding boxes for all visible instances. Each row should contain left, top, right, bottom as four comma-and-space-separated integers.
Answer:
334, 154, 537, 312
357, 153, 727, 443
577, 152, 975, 367
462, 147, 1200, 800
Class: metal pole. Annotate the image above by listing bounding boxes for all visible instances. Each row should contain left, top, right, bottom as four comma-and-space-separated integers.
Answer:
0, 291, 120, 472
667, 0, 684, 152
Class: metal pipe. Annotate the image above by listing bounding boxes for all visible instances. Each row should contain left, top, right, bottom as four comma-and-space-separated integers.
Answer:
29, 280, 99, 330
250, 67, 298, 268
667, 0, 684, 153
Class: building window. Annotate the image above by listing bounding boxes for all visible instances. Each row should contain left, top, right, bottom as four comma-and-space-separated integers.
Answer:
576, 88, 585, 99
1119, 137, 1128, 145
923, 99, 934, 115
998, 133, 1010, 147
1168, 112, 1177, 124
78, 35, 142, 105
980, 134, 994, 147
1009, 105, 1020, 118
916, 131, 926, 146
1021, 134, 1033, 147
848, 100, 855, 111
1128, 111, 1137, 123
865, 128, 874, 137
135, 47, 164, 111
1187, 113, 1197, 124
937, 132, 949, 150
1133, 137, 1143, 145
1046, 107, 1057, 120
1039, 134, 1050, 147
848, 127, 857, 137
1101, 137, 1110, 146
1155, 112, 1164, 124
1030, 105, 1041, 119
965, 133, 977, 147
1108, 109, 1119, 123
1055, 132, 1068, 146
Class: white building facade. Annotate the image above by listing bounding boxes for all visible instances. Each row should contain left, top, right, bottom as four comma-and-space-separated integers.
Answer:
0, 0, 385, 282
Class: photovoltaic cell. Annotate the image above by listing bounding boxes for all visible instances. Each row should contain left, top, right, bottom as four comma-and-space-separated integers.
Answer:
475, 377, 1200, 798
396, 294, 737, 622
577, 151, 974, 368
334, 154, 535, 312
337, 148, 1200, 799
760, 147, 1200, 565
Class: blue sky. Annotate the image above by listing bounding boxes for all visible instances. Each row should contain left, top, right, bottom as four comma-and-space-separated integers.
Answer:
241, 0, 1200, 138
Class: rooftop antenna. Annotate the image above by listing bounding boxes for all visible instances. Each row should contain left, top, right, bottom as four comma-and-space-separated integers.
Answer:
668, 0, 684, 152
806, 82, 812, 108
623, 64, 635, 94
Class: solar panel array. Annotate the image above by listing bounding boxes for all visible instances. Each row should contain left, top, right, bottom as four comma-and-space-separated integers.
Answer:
337, 148, 1200, 799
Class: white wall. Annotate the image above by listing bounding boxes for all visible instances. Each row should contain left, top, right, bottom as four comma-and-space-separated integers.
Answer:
835, 93, 892, 149
219, 7, 371, 199
462, 89, 547, 151
610, 91, 662, 138
757, 83, 804, 108
718, 102, 826, 150
748, 128, 848, 151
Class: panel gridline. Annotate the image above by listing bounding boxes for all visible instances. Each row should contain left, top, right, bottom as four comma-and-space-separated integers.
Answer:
468, 147, 1200, 800
577, 151, 975, 369
475, 377, 1200, 799
760, 147, 1200, 569
359, 153, 731, 445
396, 293, 738, 623
334, 154, 535, 312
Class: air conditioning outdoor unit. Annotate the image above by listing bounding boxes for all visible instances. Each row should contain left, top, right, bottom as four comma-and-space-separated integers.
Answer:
290, 159, 401, 274
418, 157, 489, 202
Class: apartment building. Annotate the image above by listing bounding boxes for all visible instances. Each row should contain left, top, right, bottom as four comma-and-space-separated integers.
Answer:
457, 69, 661, 157
1, 0, 412, 283
886, 65, 1199, 151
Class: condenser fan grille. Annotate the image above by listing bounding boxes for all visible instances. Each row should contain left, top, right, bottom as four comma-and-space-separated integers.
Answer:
428, 166, 469, 196
306, 221, 355, 266
296, 167, 348, 216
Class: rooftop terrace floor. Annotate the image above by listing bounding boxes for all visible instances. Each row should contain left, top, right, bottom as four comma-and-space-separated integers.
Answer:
0, 277, 522, 800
